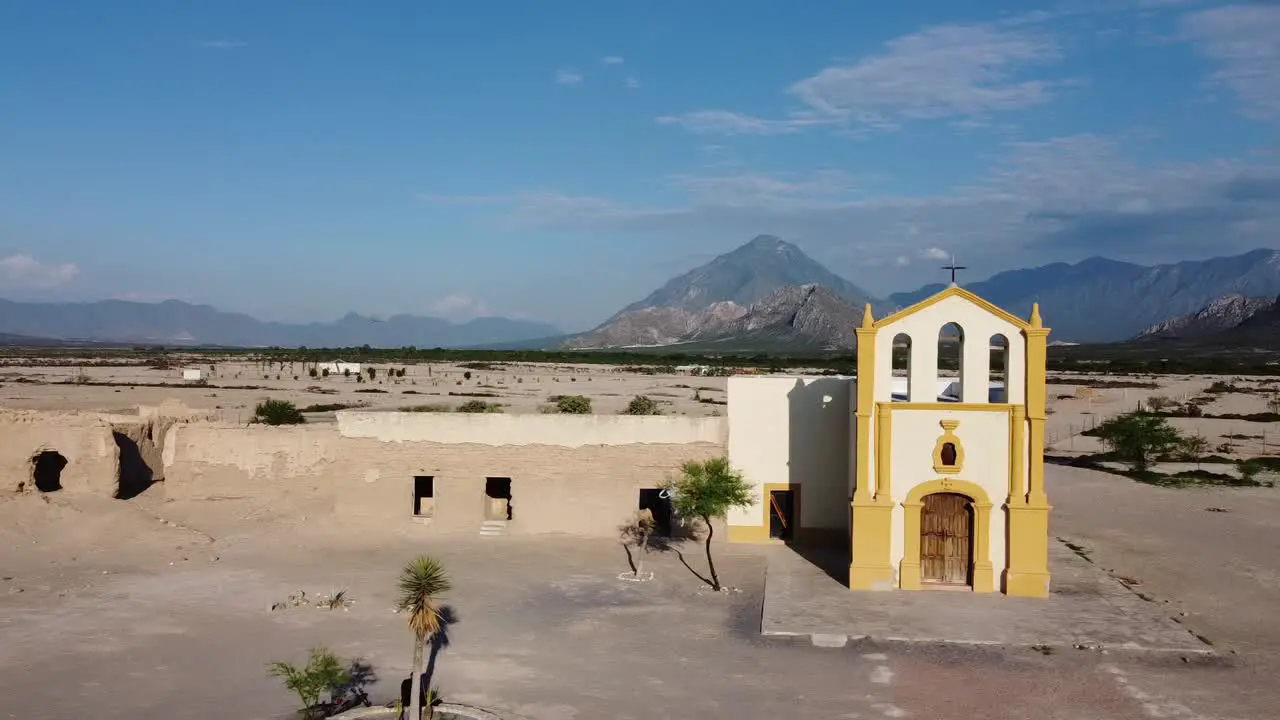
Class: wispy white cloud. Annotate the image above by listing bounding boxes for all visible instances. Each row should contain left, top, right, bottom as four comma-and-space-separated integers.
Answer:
655, 110, 824, 136
428, 293, 492, 321
0, 253, 80, 288
624, 76, 641, 89
555, 69, 583, 86
1182, 3, 1280, 120
658, 20, 1065, 136
200, 39, 247, 50
430, 134, 1280, 277
601, 56, 625, 65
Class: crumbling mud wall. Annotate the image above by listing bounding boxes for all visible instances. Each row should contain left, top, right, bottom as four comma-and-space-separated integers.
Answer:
162, 416, 728, 537
0, 411, 118, 496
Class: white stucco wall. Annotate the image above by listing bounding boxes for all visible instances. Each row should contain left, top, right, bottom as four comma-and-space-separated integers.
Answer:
726, 376, 851, 532
884, 408, 1011, 572
873, 293, 1026, 405
335, 411, 727, 448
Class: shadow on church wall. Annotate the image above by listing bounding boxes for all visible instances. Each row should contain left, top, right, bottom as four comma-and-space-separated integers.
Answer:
786, 376, 853, 585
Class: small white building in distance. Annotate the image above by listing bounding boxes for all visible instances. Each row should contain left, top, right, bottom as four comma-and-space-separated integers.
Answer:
320, 361, 362, 375
181, 368, 203, 381
725, 285, 1051, 598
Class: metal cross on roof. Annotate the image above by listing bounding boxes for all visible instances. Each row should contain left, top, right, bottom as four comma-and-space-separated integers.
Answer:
942, 255, 966, 286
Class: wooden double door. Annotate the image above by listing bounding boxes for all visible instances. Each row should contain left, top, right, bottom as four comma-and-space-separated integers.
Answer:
920, 492, 974, 586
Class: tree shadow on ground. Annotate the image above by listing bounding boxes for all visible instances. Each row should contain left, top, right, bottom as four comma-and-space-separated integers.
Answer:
621, 528, 716, 588
346, 658, 377, 690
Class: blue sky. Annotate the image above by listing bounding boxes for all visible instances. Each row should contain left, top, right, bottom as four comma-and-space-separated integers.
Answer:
1, 0, 1278, 331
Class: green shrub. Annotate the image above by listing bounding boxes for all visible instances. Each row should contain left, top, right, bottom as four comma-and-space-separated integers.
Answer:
457, 400, 502, 413
1091, 412, 1182, 471
555, 395, 592, 414
623, 395, 661, 415
404, 404, 451, 412
267, 647, 350, 718
252, 399, 306, 425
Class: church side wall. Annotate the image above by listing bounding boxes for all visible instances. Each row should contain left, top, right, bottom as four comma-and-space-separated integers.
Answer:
726, 376, 851, 542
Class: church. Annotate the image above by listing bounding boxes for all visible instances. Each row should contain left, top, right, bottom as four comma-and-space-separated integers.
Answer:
725, 284, 1052, 598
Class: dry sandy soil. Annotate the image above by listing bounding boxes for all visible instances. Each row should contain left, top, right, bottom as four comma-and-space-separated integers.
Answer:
2, 464, 1280, 720
0, 359, 731, 421
4, 360, 1280, 718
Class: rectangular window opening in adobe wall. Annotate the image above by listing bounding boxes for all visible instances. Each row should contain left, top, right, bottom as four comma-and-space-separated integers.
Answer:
413, 476, 435, 517
484, 477, 512, 520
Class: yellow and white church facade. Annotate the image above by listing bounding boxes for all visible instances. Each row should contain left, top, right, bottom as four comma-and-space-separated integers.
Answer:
725, 285, 1052, 597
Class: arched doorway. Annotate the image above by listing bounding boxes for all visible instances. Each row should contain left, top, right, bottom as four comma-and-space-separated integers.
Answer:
32, 451, 67, 493
920, 492, 973, 586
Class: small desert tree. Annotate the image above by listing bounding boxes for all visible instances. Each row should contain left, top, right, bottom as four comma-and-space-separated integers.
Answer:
267, 646, 350, 719
556, 395, 592, 414
623, 395, 661, 415
1092, 412, 1183, 471
1177, 434, 1209, 468
1146, 395, 1174, 412
398, 556, 451, 720
368, 368, 377, 381
664, 457, 754, 591
619, 509, 656, 578
1237, 458, 1264, 485
252, 399, 306, 425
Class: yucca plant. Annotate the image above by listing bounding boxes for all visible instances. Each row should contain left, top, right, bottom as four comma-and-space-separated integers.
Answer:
397, 556, 452, 720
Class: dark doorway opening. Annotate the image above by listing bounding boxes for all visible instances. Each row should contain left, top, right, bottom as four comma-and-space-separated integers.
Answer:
638, 489, 673, 537
113, 431, 155, 499
413, 476, 435, 517
484, 477, 512, 520
32, 451, 67, 493
769, 490, 795, 541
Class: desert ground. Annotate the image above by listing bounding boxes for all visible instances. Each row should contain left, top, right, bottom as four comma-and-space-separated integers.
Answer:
0, 358, 732, 420
3, 357, 1280, 719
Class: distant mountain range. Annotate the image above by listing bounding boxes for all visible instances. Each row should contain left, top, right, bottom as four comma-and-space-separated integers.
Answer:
1132, 293, 1280, 349
0, 298, 560, 348
1135, 294, 1274, 341
567, 240, 1280, 350
889, 249, 1280, 343
568, 235, 884, 350
5, 240, 1280, 351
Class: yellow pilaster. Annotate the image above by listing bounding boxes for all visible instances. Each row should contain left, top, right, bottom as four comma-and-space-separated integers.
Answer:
875, 404, 892, 499
850, 305, 894, 590
1006, 304, 1052, 598
853, 304, 875, 504
1008, 405, 1026, 505
971, 501, 996, 593
899, 497, 923, 590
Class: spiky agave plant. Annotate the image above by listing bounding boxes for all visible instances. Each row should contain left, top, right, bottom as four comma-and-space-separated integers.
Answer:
397, 556, 451, 720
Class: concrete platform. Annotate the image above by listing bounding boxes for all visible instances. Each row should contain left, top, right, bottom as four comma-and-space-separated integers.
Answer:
760, 538, 1212, 653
